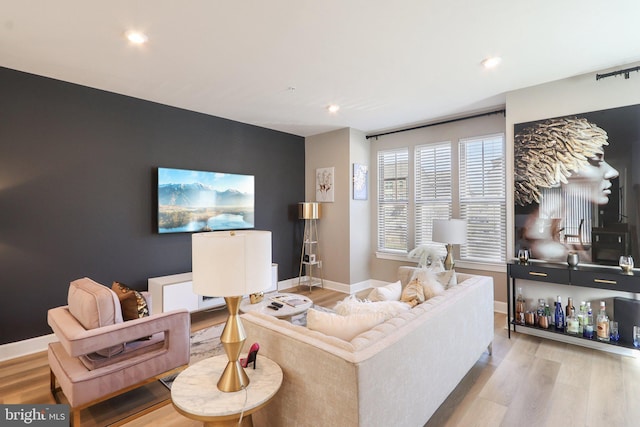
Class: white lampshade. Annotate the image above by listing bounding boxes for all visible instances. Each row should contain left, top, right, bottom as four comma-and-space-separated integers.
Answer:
192, 230, 272, 297
432, 219, 467, 244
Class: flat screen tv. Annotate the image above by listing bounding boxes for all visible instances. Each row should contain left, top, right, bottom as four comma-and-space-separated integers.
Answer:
157, 167, 255, 234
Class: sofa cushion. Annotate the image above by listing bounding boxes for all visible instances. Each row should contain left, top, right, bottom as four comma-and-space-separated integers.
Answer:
367, 280, 402, 302
306, 308, 386, 341
68, 278, 124, 357
111, 282, 150, 321
335, 296, 410, 320
79, 332, 165, 370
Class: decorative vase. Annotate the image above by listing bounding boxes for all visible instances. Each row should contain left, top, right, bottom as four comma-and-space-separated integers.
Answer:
619, 255, 634, 274
567, 252, 579, 267
518, 249, 530, 264
250, 292, 264, 304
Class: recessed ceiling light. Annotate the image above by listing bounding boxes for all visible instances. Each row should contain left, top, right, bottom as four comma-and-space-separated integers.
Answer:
125, 30, 148, 45
481, 56, 502, 69
327, 104, 340, 113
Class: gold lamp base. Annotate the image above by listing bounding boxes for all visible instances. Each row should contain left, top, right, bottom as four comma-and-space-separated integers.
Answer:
217, 296, 249, 392
443, 244, 455, 270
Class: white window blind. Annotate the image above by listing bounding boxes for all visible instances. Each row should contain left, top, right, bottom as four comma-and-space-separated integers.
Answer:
415, 142, 452, 251
459, 134, 506, 262
560, 184, 592, 245
377, 148, 409, 252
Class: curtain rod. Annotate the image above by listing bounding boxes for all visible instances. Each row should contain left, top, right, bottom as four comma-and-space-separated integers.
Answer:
596, 65, 640, 81
365, 109, 506, 140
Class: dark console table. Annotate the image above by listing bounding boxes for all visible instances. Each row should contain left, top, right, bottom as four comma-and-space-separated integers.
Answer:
507, 260, 640, 354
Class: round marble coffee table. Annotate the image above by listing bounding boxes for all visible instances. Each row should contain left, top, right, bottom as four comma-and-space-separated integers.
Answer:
171, 354, 283, 427
239, 292, 313, 320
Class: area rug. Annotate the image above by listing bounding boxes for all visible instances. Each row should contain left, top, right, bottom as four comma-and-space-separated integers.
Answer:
160, 306, 325, 389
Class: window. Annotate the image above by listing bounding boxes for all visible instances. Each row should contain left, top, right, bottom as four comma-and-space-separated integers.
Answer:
459, 134, 506, 262
376, 132, 506, 265
415, 142, 452, 250
377, 149, 409, 252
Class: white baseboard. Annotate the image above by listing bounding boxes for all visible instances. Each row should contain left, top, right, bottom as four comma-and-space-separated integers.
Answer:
277, 278, 300, 291
287, 277, 378, 295
322, 279, 367, 294
494, 301, 508, 314
0, 333, 57, 363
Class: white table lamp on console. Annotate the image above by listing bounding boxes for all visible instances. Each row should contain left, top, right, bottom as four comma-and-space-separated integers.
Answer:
432, 219, 467, 270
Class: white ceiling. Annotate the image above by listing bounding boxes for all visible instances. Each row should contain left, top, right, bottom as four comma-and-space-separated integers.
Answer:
3, 1, 640, 137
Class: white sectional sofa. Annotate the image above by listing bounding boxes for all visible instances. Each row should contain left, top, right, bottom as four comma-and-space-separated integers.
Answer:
242, 269, 494, 427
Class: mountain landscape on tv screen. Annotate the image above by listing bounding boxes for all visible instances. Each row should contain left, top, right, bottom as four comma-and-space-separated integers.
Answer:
158, 183, 254, 233
159, 183, 252, 208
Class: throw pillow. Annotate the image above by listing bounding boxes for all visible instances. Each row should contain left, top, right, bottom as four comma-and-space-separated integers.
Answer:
68, 278, 123, 329
436, 270, 457, 289
429, 258, 445, 273
409, 268, 447, 299
334, 295, 410, 320
112, 282, 150, 321
400, 280, 425, 307
421, 273, 445, 300
67, 277, 124, 357
367, 280, 402, 302
409, 267, 434, 285
306, 308, 386, 341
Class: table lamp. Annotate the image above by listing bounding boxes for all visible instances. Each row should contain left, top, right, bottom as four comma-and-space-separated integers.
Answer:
432, 219, 467, 270
192, 230, 272, 392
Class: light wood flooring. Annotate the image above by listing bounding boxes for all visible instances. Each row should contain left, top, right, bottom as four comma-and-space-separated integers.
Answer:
2, 287, 640, 427
425, 313, 640, 427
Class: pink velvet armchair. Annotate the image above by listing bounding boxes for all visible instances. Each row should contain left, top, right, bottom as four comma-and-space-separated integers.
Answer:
47, 277, 190, 426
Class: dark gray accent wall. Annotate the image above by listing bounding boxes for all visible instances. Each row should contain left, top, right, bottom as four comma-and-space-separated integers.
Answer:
0, 67, 305, 345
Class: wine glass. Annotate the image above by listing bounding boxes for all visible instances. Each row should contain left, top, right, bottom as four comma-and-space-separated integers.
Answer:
619, 255, 634, 274
518, 249, 530, 264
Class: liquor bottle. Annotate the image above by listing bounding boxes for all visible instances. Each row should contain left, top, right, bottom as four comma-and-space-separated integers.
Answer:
554, 296, 565, 331
566, 307, 579, 335
542, 303, 551, 329
515, 287, 526, 325
583, 302, 594, 339
536, 299, 546, 327
565, 297, 575, 318
597, 301, 610, 342
577, 301, 587, 335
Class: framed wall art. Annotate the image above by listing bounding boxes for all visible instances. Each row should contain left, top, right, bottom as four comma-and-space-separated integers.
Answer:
514, 103, 640, 266
353, 163, 368, 200
316, 167, 334, 202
